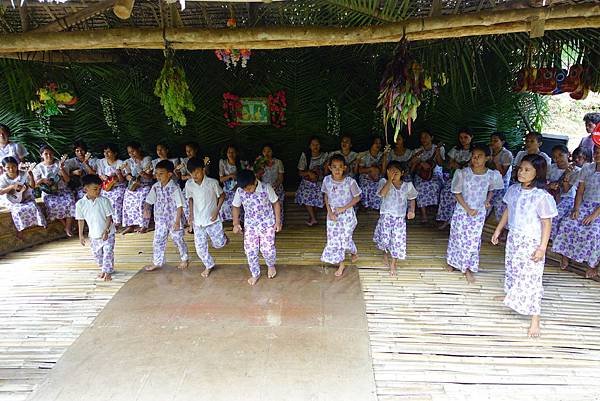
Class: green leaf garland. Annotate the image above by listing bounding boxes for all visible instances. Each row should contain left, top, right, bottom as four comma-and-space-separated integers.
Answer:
154, 53, 196, 127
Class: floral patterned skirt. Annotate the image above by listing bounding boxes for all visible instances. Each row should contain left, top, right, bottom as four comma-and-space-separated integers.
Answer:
122, 185, 151, 228
295, 179, 323, 208
358, 174, 381, 210
101, 185, 126, 226
552, 201, 600, 268
550, 196, 574, 240
373, 214, 407, 260
414, 175, 441, 208
321, 209, 357, 264
504, 230, 544, 316
6, 200, 46, 232
436, 179, 456, 222
42, 189, 76, 221
446, 206, 486, 273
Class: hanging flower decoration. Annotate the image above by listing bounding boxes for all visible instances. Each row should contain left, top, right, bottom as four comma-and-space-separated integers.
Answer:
100, 96, 119, 135
30, 82, 78, 117
327, 98, 340, 137
267, 90, 287, 128
214, 19, 251, 69
223, 92, 242, 128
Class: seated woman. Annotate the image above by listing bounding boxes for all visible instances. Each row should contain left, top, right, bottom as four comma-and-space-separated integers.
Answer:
32, 145, 76, 236
97, 143, 126, 229
357, 136, 384, 210
254, 143, 285, 223
121, 142, 154, 234
0, 124, 29, 175
0, 157, 46, 240
409, 130, 444, 224
64, 140, 97, 200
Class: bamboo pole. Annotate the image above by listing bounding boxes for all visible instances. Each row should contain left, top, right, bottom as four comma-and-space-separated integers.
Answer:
33, 0, 117, 33
113, 0, 135, 20
0, 3, 598, 53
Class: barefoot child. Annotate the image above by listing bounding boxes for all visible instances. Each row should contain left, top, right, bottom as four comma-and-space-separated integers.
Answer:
552, 144, 600, 277
75, 174, 115, 281
232, 170, 282, 285
492, 154, 557, 337
0, 157, 46, 239
321, 154, 362, 277
143, 160, 189, 271
185, 157, 228, 277
373, 161, 417, 275
446, 144, 503, 283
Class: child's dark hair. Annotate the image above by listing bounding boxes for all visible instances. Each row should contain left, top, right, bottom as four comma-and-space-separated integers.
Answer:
185, 141, 200, 153
237, 169, 256, 189
262, 142, 275, 153
72, 140, 88, 152
471, 143, 490, 157
386, 160, 407, 174
521, 154, 547, 189
583, 112, 600, 125
368, 136, 382, 148
526, 131, 543, 143
491, 131, 507, 143
329, 154, 347, 167
1, 156, 18, 167
572, 146, 592, 162
155, 159, 174, 173
223, 143, 242, 172
126, 141, 142, 151
187, 156, 205, 173
303, 136, 321, 165
81, 174, 102, 187
551, 144, 569, 155
103, 143, 119, 155
39, 144, 54, 154
340, 133, 352, 142
156, 142, 170, 151
0, 124, 11, 135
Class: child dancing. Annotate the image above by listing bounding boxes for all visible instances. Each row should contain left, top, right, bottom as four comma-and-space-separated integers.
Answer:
492, 154, 557, 337
143, 160, 189, 271
185, 157, 228, 277
446, 144, 503, 283
321, 154, 362, 277
232, 170, 282, 285
373, 161, 417, 275
76, 174, 116, 281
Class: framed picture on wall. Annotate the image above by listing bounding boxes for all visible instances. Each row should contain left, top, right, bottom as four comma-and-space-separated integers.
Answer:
238, 98, 270, 125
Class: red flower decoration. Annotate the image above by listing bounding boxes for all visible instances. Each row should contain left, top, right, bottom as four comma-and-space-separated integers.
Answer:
267, 90, 287, 129
223, 92, 242, 129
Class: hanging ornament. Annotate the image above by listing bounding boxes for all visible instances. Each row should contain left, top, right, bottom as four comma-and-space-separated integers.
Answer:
100, 96, 119, 136
214, 19, 252, 69
327, 98, 340, 137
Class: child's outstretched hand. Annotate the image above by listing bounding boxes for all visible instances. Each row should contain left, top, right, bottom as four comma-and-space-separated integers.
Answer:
327, 211, 337, 221
582, 213, 598, 226
233, 224, 243, 234
406, 211, 415, 220
274, 221, 282, 233
467, 208, 478, 217
210, 211, 219, 222
531, 247, 545, 262
491, 231, 500, 245
102, 231, 109, 241
79, 236, 86, 247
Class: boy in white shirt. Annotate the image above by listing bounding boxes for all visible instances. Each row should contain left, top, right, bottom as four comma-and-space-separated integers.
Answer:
76, 174, 115, 281
185, 157, 228, 277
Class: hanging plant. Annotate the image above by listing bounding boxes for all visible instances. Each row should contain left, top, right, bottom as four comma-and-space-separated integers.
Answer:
267, 90, 287, 128
29, 82, 78, 117
100, 96, 119, 136
222, 92, 242, 128
154, 50, 196, 126
327, 98, 340, 137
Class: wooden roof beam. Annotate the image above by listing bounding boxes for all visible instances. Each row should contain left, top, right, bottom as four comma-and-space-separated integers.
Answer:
33, 0, 116, 33
0, 3, 598, 52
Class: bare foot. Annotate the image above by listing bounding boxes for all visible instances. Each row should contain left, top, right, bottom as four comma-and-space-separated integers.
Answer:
464, 270, 476, 284
445, 264, 455, 272
64, 227, 73, 237
382, 253, 389, 267
268, 266, 277, 279
121, 226, 135, 235
248, 275, 260, 285
201, 267, 212, 278
351, 253, 359, 263
528, 315, 541, 338
136, 227, 147, 234
178, 260, 189, 270
493, 295, 505, 301
585, 267, 598, 279
560, 255, 569, 271
305, 219, 317, 227
144, 264, 161, 271
335, 263, 346, 277
97, 272, 105, 279
390, 261, 397, 276
437, 221, 449, 230
103, 273, 112, 282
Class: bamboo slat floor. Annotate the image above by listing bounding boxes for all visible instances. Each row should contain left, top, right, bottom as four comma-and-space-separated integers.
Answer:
0, 201, 599, 401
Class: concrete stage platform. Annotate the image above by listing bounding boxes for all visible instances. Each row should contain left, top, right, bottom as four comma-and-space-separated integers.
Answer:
27, 265, 377, 401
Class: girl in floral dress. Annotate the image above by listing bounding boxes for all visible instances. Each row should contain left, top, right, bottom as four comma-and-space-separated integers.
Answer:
373, 161, 417, 276
436, 128, 473, 229
547, 145, 580, 241
96, 143, 126, 229
255, 143, 285, 224
295, 136, 328, 226
410, 130, 444, 223
381, 133, 414, 173
357, 136, 383, 210
121, 142, 153, 234
446, 144, 503, 283
492, 154, 557, 338
64, 141, 97, 200
552, 144, 600, 278
219, 144, 248, 222
321, 154, 362, 277
0, 157, 46, 239
32, 145, 76, 237
489, 132, 514, 222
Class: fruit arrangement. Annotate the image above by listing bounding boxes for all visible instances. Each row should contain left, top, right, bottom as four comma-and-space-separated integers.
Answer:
29, 82, 78, 117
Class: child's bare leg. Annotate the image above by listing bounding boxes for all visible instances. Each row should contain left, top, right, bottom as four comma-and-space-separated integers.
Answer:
528, 315, 541, 338
248, 275, 260, 285
103, 272, 112, 282
464, 269, 476, 284
445, 264, 454, 272
305, 205, 317, 225
201, 266, 212, 278
420, 207, 427, 223
351, 253, 359, 263
97, 271, 105, 279
585, 267, 598, 278
438, 220, 449, 230
493, 295, 505, 301
389, 258, 397, 276
65, 217, 73, 237
178, 259, 189, 270
383, 252, 389, 267
268, 266, 277, 279
15, 230, 24, 241
335, 261, 346, 277
560, 255, 569, 270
